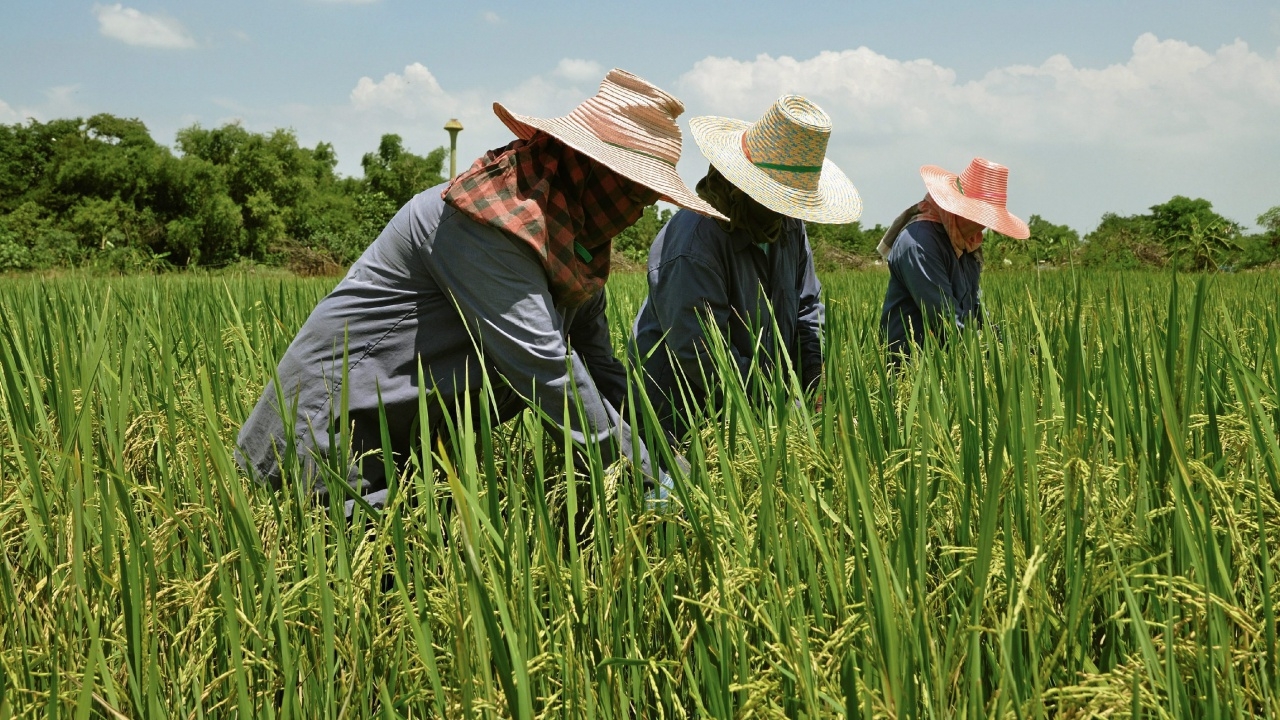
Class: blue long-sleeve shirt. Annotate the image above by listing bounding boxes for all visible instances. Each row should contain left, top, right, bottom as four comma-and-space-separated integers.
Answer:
631, 209, 824, 436
237, 184, 652, 503
879, 220, 983, 356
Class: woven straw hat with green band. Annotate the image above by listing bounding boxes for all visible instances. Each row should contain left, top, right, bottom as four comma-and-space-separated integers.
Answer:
689, 95, 861, 224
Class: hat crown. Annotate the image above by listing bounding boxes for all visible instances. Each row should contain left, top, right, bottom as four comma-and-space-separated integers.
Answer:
741, 95, 831, 192
568, 68, 684, 167
957, 158, 1010, 207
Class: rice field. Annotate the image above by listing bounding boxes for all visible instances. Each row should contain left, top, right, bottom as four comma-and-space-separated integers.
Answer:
0, 269, 1278, 718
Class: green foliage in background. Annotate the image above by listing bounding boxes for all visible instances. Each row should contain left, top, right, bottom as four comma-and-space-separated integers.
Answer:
3, 114, 1279, 274
806, 219, 887, 256
986, 214, 1081, 267
1, 269, 1278, 717
0, 115, 449, 272
612, 205, 673, 263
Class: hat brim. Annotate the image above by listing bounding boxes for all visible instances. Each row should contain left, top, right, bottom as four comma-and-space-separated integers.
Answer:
493, 102, 727, 222
689, 116, 862, 224
920, 165, 1029, 239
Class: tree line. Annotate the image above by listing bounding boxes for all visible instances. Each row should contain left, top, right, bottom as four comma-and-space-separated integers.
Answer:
0, 114, 444, 274
1, 114, 1277, 274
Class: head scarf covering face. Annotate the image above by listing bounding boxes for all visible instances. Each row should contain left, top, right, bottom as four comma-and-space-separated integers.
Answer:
877, 193, 984, 260
915, 193, 984, 257
443, 132, 659, 307
695, 164, 786, 246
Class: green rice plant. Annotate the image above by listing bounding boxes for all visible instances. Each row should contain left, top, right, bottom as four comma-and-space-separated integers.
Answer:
0, 269, 1277, 717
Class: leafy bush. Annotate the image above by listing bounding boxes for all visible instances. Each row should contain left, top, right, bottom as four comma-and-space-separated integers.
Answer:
612, 204, 673, 263
1080, 212, 1162, 269
986, 214, 1080, 268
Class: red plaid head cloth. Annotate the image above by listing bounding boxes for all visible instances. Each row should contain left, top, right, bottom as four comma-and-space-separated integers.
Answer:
443, 133, 658, 308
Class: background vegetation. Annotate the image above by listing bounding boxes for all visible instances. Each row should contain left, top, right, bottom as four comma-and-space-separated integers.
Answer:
1, 269, 1278, 717
4, 115, 1277, 277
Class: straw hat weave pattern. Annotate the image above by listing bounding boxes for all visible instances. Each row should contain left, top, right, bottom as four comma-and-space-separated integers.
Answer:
493, 69, 726, 221
921, 158, 1029, 239
690, 95, 861, 224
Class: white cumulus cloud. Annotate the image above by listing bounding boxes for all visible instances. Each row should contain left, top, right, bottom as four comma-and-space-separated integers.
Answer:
350, 62, 455, 119
676, 34, 1280, 230
553, 59, 604, 83
483, 11, 501, 24
0, 98, 23, 124
93, 4, 197, 49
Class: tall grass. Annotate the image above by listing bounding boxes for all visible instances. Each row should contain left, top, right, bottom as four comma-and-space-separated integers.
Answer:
0, 269, 1277, 717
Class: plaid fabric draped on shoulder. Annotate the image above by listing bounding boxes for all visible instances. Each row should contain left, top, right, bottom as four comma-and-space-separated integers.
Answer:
442, 133, 654, 308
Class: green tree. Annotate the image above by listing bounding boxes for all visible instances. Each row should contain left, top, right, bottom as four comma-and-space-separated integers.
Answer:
177, 122, 350, 261
1259, 206, 1280, 237
612, 205, 673, 263
1079, 213, 1158, 269
360, 134, 447, 209
806, 220, 884, 256
1235, 205, 1280, 268
986, 214, 1079, 267
1148, 195, 1241, 270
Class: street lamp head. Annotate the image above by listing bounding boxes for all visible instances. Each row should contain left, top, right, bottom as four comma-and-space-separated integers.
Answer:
443, 119, 463, 179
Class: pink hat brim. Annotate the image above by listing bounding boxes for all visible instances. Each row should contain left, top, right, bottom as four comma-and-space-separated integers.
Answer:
921, 165, 1029, 239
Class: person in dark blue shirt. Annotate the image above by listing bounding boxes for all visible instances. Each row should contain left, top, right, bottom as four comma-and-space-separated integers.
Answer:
632, 95, 862, 438
879, 158, 1030, 359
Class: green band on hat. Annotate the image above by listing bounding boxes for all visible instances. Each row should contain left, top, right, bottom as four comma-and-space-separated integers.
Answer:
753, 161, 822, 173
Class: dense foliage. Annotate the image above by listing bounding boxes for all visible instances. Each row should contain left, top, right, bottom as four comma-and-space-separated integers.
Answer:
0, 115, 686, 276
985, 197, 1280, 270
1, 270, 1278, 717
2, 115, 1277, 274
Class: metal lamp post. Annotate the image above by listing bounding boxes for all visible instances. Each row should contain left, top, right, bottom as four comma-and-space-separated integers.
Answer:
443, 118, 463, 178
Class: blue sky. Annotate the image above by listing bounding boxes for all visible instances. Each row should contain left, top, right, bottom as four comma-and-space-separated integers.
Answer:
2, 1, 1278, 231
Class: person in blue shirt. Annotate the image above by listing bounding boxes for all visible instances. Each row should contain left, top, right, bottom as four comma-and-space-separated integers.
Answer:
632, 95, 862, 439
236, 70, 723, 512
878, 158, 1030, 359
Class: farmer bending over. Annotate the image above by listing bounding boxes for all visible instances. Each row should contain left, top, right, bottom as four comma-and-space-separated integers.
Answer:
236, 69, 725, 510
631, 95, 860, 439
878, 158, 1029, 360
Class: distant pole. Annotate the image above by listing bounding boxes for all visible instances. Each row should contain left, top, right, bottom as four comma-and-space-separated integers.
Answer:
444, 118, 463, 178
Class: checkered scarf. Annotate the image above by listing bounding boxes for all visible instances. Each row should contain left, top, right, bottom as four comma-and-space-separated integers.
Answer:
442, 133, 654, 308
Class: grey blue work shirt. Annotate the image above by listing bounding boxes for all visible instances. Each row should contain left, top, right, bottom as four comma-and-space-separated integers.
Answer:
237, 184, 651, 500
631, 209, 824, 436
879, 220, 983, 356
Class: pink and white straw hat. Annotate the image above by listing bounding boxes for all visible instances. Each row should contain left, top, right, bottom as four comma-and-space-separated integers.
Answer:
493, 69, 727, 221
689, 95, 861, 224
921, 158, 1029, 239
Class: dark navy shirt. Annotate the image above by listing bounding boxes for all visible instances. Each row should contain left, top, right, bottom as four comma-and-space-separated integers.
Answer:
879, 220, 983, 356
631, 209, 824, 435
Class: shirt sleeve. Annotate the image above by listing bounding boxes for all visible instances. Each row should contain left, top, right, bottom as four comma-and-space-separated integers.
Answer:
794, 225, 825, 392
565, 288, 628, 412
649, 251, 753, 401
890, 226, 965, 341
422, 212, 654, 480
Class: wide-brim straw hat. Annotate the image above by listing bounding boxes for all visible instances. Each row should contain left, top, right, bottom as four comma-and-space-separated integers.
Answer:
493, 69, 727, 221
921, 158, 1029, 239
688, 95, 861, 224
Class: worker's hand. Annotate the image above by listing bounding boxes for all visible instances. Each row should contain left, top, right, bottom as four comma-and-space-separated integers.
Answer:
645, 467, 679, 512
669, 451, 691, 477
